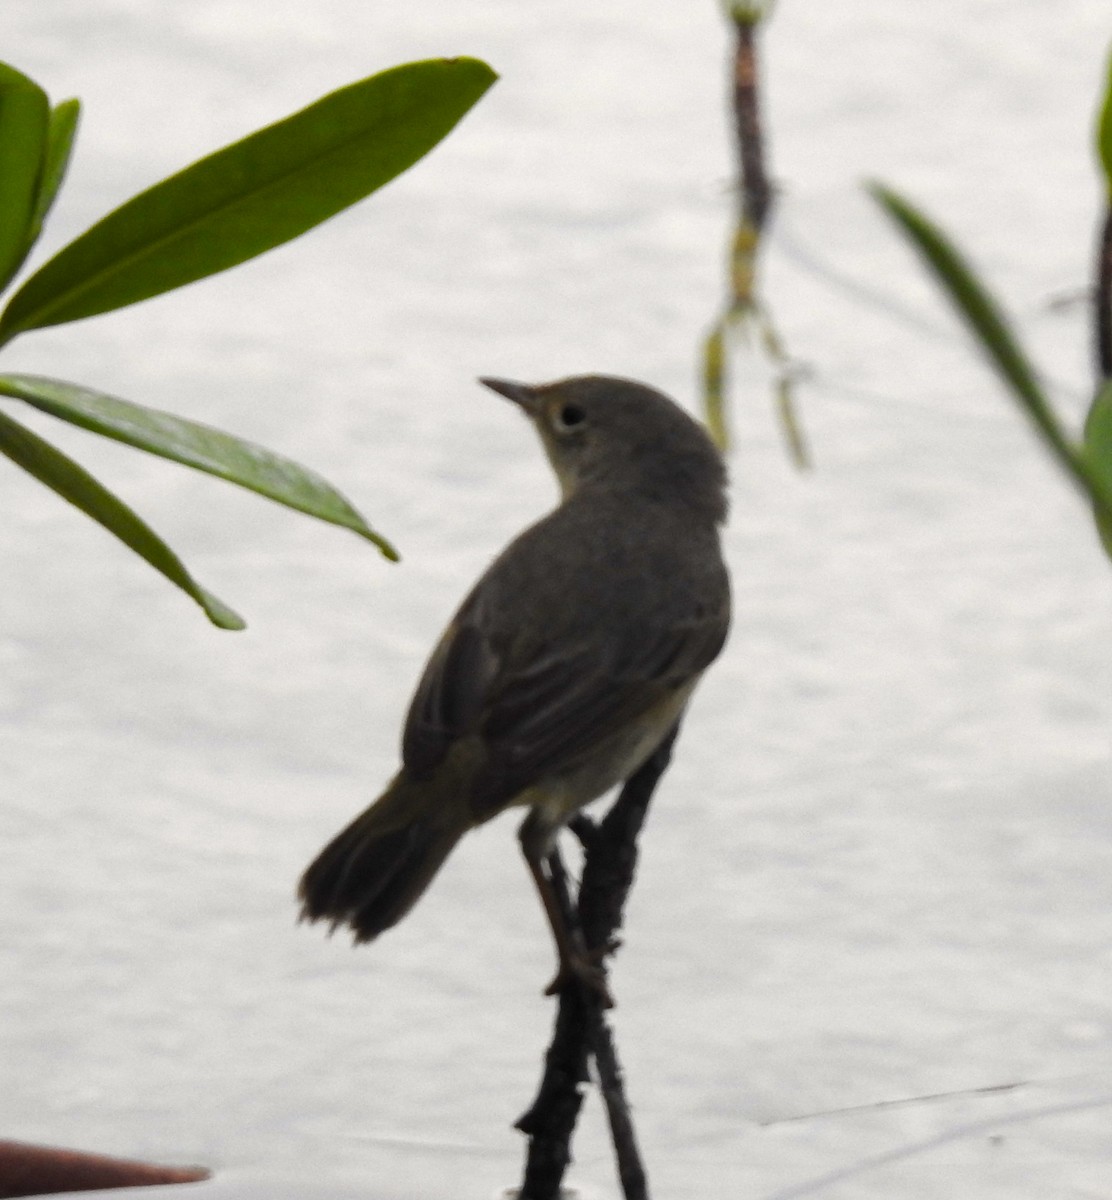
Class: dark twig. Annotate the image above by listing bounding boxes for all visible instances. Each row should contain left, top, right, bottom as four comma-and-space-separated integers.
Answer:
587, 1008, 647, 1200
514, 728, 680, 1200
732, 13, 772, 234
1096, 206, 1112, 381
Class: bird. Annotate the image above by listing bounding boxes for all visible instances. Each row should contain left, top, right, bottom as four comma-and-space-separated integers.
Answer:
298, 374, 730, 1001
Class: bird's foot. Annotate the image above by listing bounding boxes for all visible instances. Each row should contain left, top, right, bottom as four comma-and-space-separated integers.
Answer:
543, 939, 619, 1008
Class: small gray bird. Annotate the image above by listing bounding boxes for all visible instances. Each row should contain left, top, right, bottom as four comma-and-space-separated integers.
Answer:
299, 375, 730, 998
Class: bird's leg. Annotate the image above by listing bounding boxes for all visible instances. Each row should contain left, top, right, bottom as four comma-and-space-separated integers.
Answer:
518, 809, 615, 1008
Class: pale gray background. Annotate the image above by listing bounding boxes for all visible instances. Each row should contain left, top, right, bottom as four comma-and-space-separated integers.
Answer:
1, 2, 1111, 1197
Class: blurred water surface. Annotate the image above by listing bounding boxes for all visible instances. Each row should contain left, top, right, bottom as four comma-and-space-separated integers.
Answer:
2, 2, 1112, 1197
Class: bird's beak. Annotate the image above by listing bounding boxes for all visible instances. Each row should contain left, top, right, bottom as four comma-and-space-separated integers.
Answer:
479, 376, 541, 415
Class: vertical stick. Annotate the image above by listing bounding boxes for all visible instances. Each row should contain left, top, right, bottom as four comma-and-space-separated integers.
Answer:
513, 730, 680, 1200
733, 15, 772, 233
1096, 207, 1112, 380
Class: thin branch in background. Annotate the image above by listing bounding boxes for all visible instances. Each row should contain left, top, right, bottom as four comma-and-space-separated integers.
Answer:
513, 730, 679, 1200
702, 2, 809, 465
1096, 206, 1112, 380
731, 8, 772, 233
1085, 199, 1112, 560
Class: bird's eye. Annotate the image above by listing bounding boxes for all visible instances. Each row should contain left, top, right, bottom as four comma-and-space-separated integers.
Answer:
553, 403, 586, 432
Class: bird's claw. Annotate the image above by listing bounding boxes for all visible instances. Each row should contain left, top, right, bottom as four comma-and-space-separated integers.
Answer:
543, 942, 617, 1008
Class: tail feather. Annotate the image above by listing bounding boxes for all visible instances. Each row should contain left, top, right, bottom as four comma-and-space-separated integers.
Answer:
299, 775, 468, 942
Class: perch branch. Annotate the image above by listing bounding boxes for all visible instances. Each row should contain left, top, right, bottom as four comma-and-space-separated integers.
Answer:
514, 726, 680, 1200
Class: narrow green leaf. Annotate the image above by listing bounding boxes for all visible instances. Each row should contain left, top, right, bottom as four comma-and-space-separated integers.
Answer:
0, 372, 398, 559
0, 63, 50, 291
1084, 378, 1112, 559
1097, 45, 1112, 192
870, 183, 1049, 411
701, 319, 728, 450
28, 98, 81, 245
0, 407, 244, 629
0, 57, 496, 342
869, 180, 1112, 518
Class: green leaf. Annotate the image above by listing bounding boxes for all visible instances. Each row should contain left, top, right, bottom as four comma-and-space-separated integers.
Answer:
0, 63, 50, 292
28, 98, 80, 245
0, 57, 497, 343
1098, 45, 1112, 192
0, 406, 244, 629
701, 319, 728, 450
869, 181, 1112, 520
1084, 378, 1112, 559
0, 372, 398, 559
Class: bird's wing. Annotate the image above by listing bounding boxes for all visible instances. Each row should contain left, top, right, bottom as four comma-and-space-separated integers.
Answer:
401, 618, 499, 778
470, 608, 729, 810
400, 580, 727, 812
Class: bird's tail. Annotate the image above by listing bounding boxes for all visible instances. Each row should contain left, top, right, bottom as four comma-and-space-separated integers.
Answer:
298, 773, 470, 942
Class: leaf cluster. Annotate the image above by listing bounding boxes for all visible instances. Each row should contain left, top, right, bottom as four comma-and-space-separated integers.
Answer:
0, 56, 496, 626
